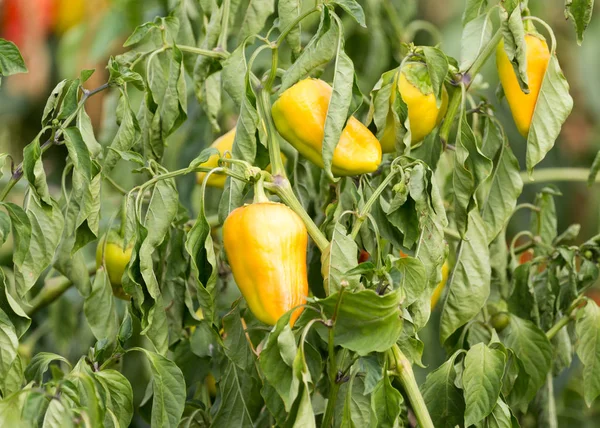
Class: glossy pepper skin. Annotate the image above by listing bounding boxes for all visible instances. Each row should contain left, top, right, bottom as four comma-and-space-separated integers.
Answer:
96, 232, 133, 300
496, 34, 550, 137
272, 79, 382, 176
223, 202, 308, 326
430, 261, 449, 310
196, 129, 286, 188
380, 62, 448, 153
196, 129, 235, 188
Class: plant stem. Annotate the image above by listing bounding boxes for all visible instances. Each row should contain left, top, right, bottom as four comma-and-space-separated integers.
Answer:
389, 344, 434, 428
257, 90, 286, 176
440, 28, 503, 144
264, 178, 330, 252
218, 0, 231, 50
546, 297, 585, 340
27, 262, 97, 316
177, 44, 229, 59
350, 170, 400, 240
322, 287, 346, 427
521, 168, 599, 184
275, 6, 321, 47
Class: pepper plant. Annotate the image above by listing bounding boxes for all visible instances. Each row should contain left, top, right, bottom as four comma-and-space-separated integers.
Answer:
0, 0, 599, 427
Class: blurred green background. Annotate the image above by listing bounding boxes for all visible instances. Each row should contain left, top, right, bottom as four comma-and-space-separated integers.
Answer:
1, 0, 599, 426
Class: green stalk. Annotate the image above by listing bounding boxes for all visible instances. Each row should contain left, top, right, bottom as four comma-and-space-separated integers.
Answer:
275, 6, 321, 48
389, 345, 434, 428
521, 168, 600, 184
546, 297, 585, 340
350, 170, 400, 239
321, 287, 346, 427
27, 262, 97, 316
218, 0, 231, 50
257, 90, 286, 178
440, 28, 503, 144
177, 45, 229, 59
264, 179, 329, 252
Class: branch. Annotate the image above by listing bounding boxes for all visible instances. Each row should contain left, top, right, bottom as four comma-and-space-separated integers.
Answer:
521, 168, 599, 185
27, 262, 97, 316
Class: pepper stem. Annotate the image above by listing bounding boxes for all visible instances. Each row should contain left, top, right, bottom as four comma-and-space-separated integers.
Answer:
253, 174, 270, 204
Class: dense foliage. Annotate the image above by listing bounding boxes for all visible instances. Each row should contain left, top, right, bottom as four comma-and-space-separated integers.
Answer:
0, 0, 599, 427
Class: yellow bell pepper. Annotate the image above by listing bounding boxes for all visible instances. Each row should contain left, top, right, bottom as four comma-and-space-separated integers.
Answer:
196, 129, 235, 188
496, 34, 550, 137
223, 202, 308, 326
54, 0, 86, 34
196, 129, 286, 188
430, 261, 449, 310
380, 62, 448, 153
272, 79, 382, 176
96, 232, 133, 300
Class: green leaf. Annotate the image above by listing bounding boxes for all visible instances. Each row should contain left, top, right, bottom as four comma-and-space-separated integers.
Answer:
499, 8, 529, 92
77, 107, 102, 157
259, 313, 298, 411
565, 0, 594, 45
22, 136, 52, 206
500, 315, 552, 403
0, 309, 18, 394
371, 371, 404, 427
0, 269, 30, 337
340, 376, 371, 427
462, 0, 489, 25
507, 263, 539, 323
0, 39, 27, 79
41, 80, 68, 126
440, 211, 490, 343
322, 46, 356, 180
84, 268, 118, 341
279, 9, 339, 93
395, 256, 427, 306
131, 348, 185, 428
139, 173, 179, 301
212, 359, 262, 426
314, 288, 403, 355
278, 0, 302, 57
422, 351, 466, 428
531, 188, 558, 250
13, 195, 64, 298
222, 42, 249, 107
104, 89, 140, 173
422, 46, 449, 107
480, 398, 513, 428
185, 177, 218, 324
321, 223, 361, 294
575, 300, 600, 406
453, 115, 492, 236
24, 352, 71, 384
478, 119, 522, 243
239, 0, 276, 41
42, 398, 74, 428
333, 0, 366, 27
95, 370, 134, 428
463, 343, 506, 426
123, 21, 159, 47
460, 12, 493, 71
526, 55, 573, 172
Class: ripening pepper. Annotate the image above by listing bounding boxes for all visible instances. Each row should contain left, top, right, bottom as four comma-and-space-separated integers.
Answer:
272, 79, 382, 176
380, 62, 448, 153
96, 232, 133, 300
223, 202, 308, 326
196, 129, 286, 188
430, 261, 449, 310
496, 34, 550, 137
54, 0, 86, 34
